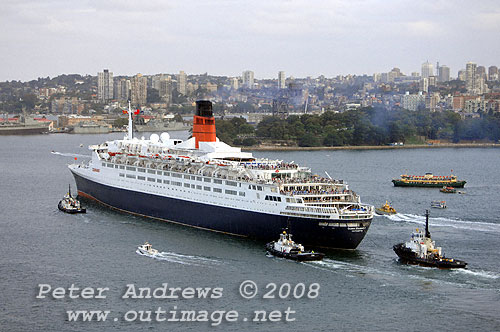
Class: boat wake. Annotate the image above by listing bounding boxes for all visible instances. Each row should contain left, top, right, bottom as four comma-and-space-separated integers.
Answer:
51, 151, 90, 158
305, 258, 397, 278
452, 268, 499, 280
385, 213, 500, 233
136, 250, 221, 266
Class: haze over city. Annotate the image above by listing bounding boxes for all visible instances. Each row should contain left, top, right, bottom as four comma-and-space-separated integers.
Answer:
1, 0, 499, 81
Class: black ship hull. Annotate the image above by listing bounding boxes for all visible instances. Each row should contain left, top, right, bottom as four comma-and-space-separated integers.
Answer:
71, 172, 371, 249
393, 243, 467, 268
266, 242, 324, 261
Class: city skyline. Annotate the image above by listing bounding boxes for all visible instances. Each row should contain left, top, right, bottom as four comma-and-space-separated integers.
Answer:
1, 0, 499, 81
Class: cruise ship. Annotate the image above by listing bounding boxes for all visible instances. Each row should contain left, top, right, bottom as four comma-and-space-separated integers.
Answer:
69, 101, 374, 249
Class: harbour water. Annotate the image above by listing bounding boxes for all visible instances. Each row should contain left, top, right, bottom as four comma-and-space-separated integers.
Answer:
1, 132, 500, 331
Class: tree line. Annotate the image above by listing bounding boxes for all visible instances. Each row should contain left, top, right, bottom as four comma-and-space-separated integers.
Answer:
215, 107, 500, 147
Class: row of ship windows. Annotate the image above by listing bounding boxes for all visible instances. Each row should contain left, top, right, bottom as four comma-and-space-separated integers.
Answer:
280, 211, 330, 219
286, 205, 334, 214
119, 173, 245, 196
265, 195, 282, 202
105, 163, 263, 190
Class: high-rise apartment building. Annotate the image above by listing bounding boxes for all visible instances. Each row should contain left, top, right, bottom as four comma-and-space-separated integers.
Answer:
466, 62, 477, 94
159, 77, 172, 104
476, 66, 486, 80
131, 73, 147, 106
438, 65, 450, 82
177, 71, 187, 95
114, 78, 131, 101
421, 61, 434, 78
458, 69, 466, 81
488, 66, 498, 81
278, 71, 286, 89
419, 78, 429, 93
97, 69, 113, 102
242, 70, 254, 89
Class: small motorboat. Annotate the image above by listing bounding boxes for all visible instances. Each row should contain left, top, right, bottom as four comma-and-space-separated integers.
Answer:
393, 210, 467, 269
137, 242, 159, 256
266, 231, 324, 261
58, 185, 86, 214
440, 186, 457, 193
431, 200, 447, 209
375, 200, 397, 215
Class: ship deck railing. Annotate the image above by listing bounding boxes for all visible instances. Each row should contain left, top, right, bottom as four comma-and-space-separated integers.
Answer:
105, 155, 347, 188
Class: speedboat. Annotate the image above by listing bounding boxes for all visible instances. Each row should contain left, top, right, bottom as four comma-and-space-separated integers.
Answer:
266, 231, 324, 261
137, 242, 159, 256
375, 200, 397, 215
58, 185, 86, 214
431, 200, 446, 209
393, 210, 467, 269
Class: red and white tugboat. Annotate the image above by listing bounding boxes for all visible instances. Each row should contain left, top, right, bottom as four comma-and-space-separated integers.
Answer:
266, 230, 324, 261
393, 210, 467, 269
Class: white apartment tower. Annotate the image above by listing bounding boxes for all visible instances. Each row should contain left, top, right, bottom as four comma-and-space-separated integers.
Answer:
98, 69, 113, 102
242, 70, 254, 89
421, 61, 434, 79
466, 62, 477, 94
278, 71, 286, 89
177, 71, 187, 95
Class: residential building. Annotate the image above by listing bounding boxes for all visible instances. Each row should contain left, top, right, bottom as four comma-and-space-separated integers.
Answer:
242, 70, 254, 89
177, 71, 187, 95
488, 66, 498, 81
114, 78, 130, 101
419, 78, 429, 93
402, 91, 426, 111
131, 74, 147, 106
278, 71, 286, 89
97, 69, 113, 102
159, 77, 172, 104
466, 62, 477, 94
458, 69, 466, 81
230, 77, 239, 90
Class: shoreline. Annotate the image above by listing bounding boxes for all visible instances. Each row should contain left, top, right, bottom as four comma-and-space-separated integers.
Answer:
243, 143, 500, 151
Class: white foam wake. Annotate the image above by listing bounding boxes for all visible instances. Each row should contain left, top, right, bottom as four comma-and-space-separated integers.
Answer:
384, 213, 500, 233
136, 250, 221, 266
453, 268, 500, 279
51, 151, 90, 158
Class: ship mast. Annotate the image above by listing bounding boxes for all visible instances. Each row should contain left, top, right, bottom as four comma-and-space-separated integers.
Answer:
425, 209, 431, 238
127, 100, 133, 140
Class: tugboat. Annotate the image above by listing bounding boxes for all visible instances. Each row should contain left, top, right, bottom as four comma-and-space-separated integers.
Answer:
431, 200, 447, 209
393, 210, 467, 269
375, 201, 397, 215
440, 186, 457, 194
58, 185, 86, 214
266, 231, 324, 261
137, 242, 159, 256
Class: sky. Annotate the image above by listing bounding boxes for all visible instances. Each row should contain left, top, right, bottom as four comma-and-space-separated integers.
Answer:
1, 0, 499, 81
